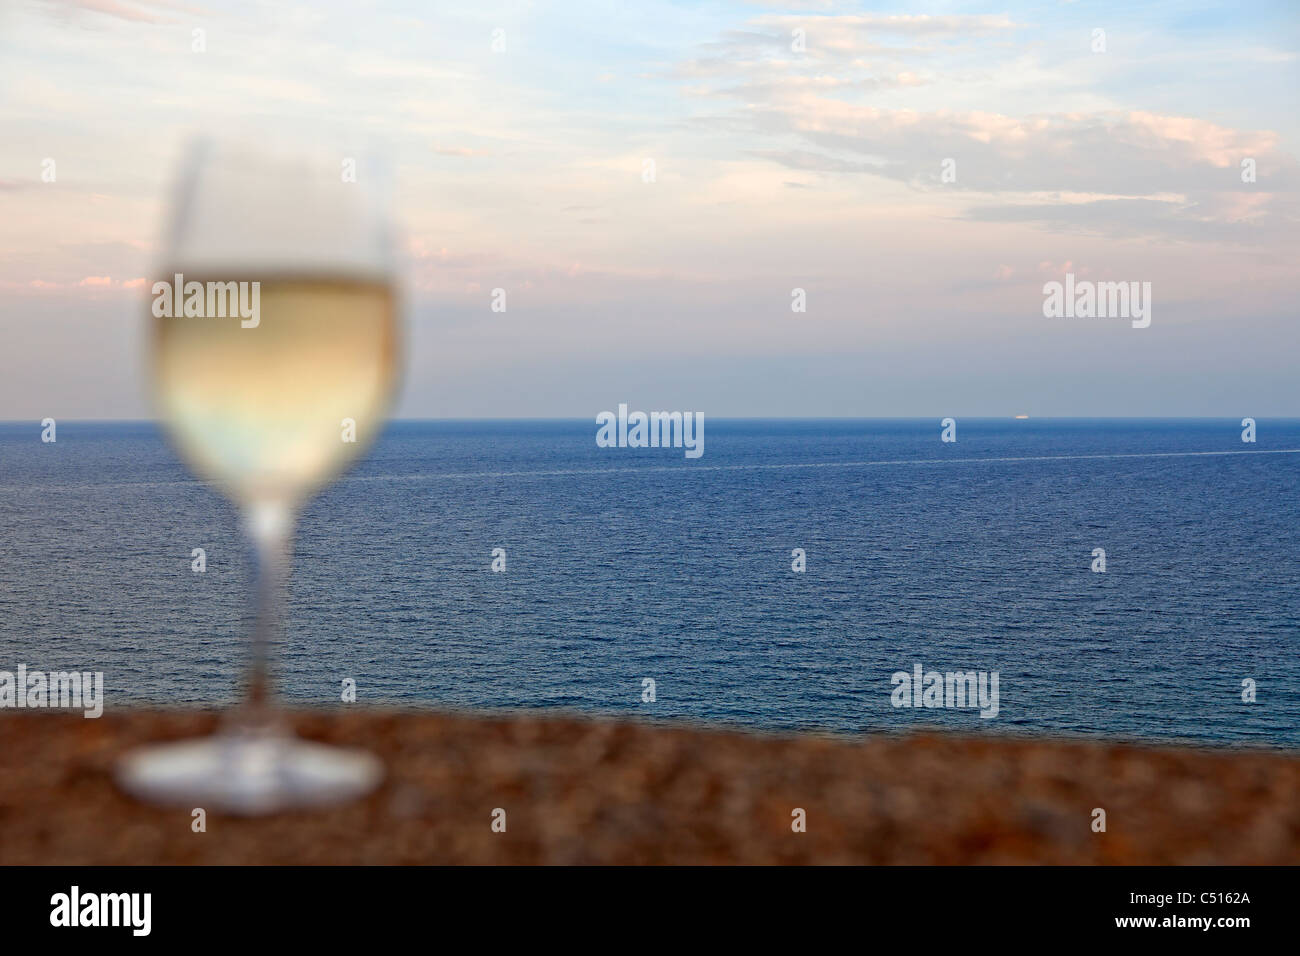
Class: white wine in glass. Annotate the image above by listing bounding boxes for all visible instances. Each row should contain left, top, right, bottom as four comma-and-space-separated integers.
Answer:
116, 139, 401, 813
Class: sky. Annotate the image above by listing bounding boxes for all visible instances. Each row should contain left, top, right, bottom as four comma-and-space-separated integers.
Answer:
1, 0, 1297, 418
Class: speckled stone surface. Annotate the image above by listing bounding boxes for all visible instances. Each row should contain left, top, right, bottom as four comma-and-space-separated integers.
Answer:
1, 710, 1296, 864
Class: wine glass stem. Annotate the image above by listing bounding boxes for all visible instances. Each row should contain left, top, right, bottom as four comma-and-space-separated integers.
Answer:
238, 500, 294, 729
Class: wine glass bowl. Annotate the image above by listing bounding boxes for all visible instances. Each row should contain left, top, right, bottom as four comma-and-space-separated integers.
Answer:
152, 273, 399, 507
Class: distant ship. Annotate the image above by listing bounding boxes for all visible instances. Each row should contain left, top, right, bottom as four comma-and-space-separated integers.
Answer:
1014, 414, 1030, 420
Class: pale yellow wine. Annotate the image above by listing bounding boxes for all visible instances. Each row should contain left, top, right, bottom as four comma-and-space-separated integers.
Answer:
152, 276, 399, 506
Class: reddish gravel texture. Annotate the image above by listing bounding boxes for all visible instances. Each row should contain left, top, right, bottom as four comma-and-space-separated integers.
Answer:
1, 709, 1297, 865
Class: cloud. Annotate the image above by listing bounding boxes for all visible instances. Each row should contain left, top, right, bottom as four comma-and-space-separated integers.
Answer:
674, 11, 1298, 245
965, 194, 1299, 244
1, 275, 147, 292
38, 0, 180, 25
752, 13, 1025, 40
751, 102, 1294, 193
747, 148, 881, 173
433, 145, 490, 157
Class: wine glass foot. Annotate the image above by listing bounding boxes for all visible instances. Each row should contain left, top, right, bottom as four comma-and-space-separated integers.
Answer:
115, 727, 383, 815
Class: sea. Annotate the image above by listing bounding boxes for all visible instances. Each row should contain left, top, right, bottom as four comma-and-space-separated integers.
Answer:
1, 418, 1297, 747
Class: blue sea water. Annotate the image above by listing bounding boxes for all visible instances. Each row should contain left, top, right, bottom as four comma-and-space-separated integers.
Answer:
0, 418, 1297, 747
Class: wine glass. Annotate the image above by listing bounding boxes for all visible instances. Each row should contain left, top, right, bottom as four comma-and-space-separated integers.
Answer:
116, 138, 401, 813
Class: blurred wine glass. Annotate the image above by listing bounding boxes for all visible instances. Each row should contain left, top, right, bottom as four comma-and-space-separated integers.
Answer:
116, 138, 401, 812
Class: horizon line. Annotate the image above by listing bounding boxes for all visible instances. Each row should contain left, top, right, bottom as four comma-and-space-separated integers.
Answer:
3, 415, 1298, 426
